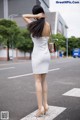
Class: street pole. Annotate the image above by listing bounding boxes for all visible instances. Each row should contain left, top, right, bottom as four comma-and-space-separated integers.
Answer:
11, 37, 14, 61
8, 15, 14, 61
66, 28, 68, 57
66, 37, 68, 57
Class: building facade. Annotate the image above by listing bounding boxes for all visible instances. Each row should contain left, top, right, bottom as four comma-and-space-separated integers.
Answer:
0, 0, 50, 19
46, 12, 68, 38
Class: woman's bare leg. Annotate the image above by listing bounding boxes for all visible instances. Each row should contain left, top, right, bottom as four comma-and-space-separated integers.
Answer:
41, 74, 48, 107
34, 74, 43, 110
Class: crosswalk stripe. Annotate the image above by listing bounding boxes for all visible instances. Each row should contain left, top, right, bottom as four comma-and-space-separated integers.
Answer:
63, 88, 80, 97
20, 106, 66, 120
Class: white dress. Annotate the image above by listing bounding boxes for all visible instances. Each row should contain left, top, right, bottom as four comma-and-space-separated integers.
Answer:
31, 36, 51, 74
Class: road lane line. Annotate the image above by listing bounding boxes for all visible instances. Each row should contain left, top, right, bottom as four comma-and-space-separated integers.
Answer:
63, 88, 80, 97
49, 68, 60, 72
20, 106, 66, 120
8, 73, 33, 79
8, 68, 60, 79
0, 67, 15, 71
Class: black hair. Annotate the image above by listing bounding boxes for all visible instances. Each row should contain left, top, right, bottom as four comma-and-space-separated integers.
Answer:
27, 5, 45, 37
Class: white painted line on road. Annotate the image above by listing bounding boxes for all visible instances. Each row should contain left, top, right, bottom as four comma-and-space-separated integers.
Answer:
20, 106, 66, 120
8, 68, 60, 79
8, 73, 33, 79
49, 68, 60, 72
0, 67, 15, 71
63, 88, 80, 97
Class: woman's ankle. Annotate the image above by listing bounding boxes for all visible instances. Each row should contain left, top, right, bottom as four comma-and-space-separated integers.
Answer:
38, 106, 44, 110
43, 103, 48, 107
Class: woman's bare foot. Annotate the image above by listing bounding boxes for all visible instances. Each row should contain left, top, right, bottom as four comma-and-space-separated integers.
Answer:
44, 104, 49, 114
35, 106, 44, 117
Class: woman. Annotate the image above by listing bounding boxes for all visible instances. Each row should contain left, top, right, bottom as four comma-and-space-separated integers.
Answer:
22, 5, 51, 117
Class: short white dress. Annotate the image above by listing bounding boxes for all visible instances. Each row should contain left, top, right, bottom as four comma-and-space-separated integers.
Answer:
31, 36, 51, 74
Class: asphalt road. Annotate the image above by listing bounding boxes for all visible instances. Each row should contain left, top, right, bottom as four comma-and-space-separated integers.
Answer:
0, 58, 80, 120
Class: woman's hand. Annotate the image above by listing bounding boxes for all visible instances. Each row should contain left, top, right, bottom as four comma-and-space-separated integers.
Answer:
22, 13, 45, 19
22, 13, 45, 23
37, 13, 45, 19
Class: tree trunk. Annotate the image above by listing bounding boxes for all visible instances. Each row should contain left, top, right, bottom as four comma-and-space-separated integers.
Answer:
29, 51, 32, 60
7, 41, 10, 61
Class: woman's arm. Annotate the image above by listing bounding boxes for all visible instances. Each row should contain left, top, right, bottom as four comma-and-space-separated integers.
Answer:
22, 13, 45, 23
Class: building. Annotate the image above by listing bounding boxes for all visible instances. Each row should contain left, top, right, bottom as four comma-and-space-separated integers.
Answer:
0, 0, 50, 19
46, 12, 68, 38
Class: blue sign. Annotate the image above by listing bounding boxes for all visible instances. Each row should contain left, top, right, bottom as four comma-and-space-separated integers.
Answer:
72, 48, 80, 58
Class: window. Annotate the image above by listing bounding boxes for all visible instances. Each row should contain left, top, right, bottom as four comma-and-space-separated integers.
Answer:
57, 21, 64, 34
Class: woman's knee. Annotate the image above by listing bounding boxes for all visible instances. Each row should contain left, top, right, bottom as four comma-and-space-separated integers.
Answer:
34, 74, 42, 82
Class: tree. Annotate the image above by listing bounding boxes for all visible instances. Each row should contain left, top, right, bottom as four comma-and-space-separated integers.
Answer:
0, 35, 3, 43
68, 36, 78, 55
16, 29, 33, 59
0, 19, 20, 60
51, 33, 66, 52
77, 37, 80, 48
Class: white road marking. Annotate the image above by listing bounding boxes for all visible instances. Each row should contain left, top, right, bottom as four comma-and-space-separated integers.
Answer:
0, 67, 15, 71
63, 88, 80, 97
49, 68, 60, 72
8, 68, 60, 79
20, 106, 66, 120
8, 73, 33, 79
